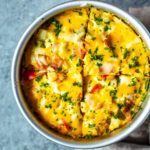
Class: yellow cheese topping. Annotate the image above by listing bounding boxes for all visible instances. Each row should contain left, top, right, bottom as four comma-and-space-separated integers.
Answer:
21, 7, 150, 139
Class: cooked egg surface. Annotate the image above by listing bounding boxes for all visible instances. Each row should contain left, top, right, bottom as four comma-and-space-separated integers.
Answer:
21, 7, 149, 139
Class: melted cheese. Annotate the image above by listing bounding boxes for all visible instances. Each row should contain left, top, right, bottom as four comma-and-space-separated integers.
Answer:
21, 7, 149, 139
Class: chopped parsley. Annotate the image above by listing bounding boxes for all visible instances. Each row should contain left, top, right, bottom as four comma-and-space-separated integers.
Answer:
96, 62, 102, 67
50, 18, 62, 36
105, 21, 110, 24
129, 77, 137, 86
129, 56, 139, 68
60, 92, 71, 101
76, 59, 82, 66
116, 76, 120, 84
88, 123, 96, 128
57, 67, 62, 71
40, 82, 49, 88
104, 25, 111, 31
94, 47, 98, 53
84, 134, 94, 139
45, 104, 52, 109
88, 49, 92, 54
104, 47, 110, 51
53, 110, 57, 115
110, 89, 117, 99
131, 110, 137, 117
114, 110, 126, 120
88, 48, 104, 61
123, 48, 129, 59
73, 82, 82, 87
117, 103, 125, 109
35, 76, 42, 82
72, 128, 77, 131
94, 15, 103, 25
69, 101, 75, 106
69, 54, 75, 60
91, 54, 103, 61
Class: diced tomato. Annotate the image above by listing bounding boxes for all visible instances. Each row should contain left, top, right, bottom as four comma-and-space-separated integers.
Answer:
101, 75, 108, 79
23, 70, 36, 80
91, 84, 102, 93
50, 63, 58, 70
51, 55, 63, 70
62, 119, 70, 130
79, 49, 86, 59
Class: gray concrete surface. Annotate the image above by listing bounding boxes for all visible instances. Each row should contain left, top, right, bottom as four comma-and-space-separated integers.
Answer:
0, 0, 150, 150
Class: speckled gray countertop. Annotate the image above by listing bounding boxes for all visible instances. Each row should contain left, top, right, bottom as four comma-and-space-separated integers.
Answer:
0, 0, 150, 150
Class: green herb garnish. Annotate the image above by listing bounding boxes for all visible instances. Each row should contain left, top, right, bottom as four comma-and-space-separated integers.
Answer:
88, 123, 96, 128
129, 77, 137, 86
35, 76, 42, 82
40, 82, 49, 88
104, 25, 111, 31
104, 47, 110, 51
45, 104, 52, 109
96, 62, 102, 67
60, 92, 71, 102
73, 82, 82, 87
94, 47, 98, 54
57, 67, 62, 71
129, 56, 139, 68
110, 89, 117, 99
91, 54, 103, 61
114, 110, 126, 120
94, 15, 103, 25
84, 134, 94, 139
123, 48, 129, 59
116, 76, 120, 84
69, 54, 75, 60
76, 59, 82, 66
50, 18, 62, 36
117, 103, 125, 109
88, 49, 92, 54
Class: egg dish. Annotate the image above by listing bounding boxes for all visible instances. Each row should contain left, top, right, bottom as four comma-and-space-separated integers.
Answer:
21, 7, 149, 139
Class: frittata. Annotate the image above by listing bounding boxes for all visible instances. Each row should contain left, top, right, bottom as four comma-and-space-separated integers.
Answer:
21, 7, 150, 139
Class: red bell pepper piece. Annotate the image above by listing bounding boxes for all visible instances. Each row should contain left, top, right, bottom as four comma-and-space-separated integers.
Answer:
91, 84, 102, 93
23, 70, 36, 80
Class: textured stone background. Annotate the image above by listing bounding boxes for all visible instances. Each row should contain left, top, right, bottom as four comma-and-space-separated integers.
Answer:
0, 0, 150, 150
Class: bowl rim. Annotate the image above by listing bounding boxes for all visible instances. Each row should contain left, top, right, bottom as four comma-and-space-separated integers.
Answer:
11, 0, 150, 149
